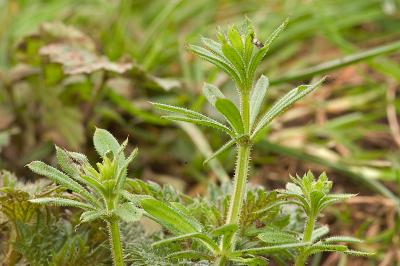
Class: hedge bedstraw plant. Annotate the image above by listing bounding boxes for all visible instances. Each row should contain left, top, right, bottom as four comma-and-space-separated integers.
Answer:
27, 128, 143, 266
149, 19, 371, 265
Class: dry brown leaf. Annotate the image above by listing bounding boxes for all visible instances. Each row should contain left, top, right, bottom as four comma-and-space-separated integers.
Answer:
40, 44, 132, 75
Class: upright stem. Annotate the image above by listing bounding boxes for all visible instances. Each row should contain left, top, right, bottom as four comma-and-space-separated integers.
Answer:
107, 219, 124, 266
241, 92, 251, 133
303, 215, 315, 242
217, 91, 252, 265
295, 215, 315, 266
225, 145, 251, 225
106, 196, 124, 266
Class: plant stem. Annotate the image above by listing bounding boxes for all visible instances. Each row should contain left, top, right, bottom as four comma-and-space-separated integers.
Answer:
219, 144, 251, 256
217, 91, 252, 264
107, 219, 124, 266
241, 92, 250, 133
295, 215, 315, 266
225, 145, 251, 225
303, 215, 315, 242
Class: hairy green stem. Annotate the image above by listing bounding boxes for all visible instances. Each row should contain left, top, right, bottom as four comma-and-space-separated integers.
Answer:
107, 220, 124, 266
219, 144, 251, 261
217, 91, 252, 264
225, 145, 251, 225
295, 215, 315, 266
241, 92, 250, 133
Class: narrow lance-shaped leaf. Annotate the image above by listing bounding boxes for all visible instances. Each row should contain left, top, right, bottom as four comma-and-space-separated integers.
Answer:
252, 77, 325, 138
246, 19, 288, 81
162, 115, 234, 136
27, 161, 99, 207
221, 41, 244, 73
250, 75, 269, 128
152, 102, 235, 136
80, 210, 108, 223
311, 226, 329, 242
152, 232, 219, 253
152, 102, 210, 120
323, 236, 362, 244
55, 146, 81, 179
258, 230, 299, 244
233, 242, 311, 256
203, 134, 248, 165
141, 198, 202, 234
203, 83, 225, 106
114, 147, 138, 191
188, 44, 242, 85
305, 244, 348, 256
227, 27, 244, 54
215, 98, 244, 134
30, 197, 95, 210
211, 223, 238, 237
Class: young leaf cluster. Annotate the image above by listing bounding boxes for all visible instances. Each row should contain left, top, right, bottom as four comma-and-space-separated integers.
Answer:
153, 20, 325, 164
278, 172, 373, 265
27, 128, 142, 266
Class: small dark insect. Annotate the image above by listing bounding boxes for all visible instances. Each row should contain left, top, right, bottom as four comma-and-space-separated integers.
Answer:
252, 37, 264, 48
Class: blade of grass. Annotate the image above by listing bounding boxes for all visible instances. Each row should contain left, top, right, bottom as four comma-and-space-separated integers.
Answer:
270, 41, 400, 85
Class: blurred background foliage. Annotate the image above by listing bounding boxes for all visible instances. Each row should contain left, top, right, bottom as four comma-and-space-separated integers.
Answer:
0, 0, 400, 265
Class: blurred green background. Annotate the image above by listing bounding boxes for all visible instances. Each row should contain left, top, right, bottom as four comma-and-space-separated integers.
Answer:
1, 0, 400, 265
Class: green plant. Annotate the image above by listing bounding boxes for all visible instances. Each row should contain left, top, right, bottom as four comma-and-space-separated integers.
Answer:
27, 128, 143, 266
141, 21, 374, 265
279, 172, 372, 265
149, 19, 326, 264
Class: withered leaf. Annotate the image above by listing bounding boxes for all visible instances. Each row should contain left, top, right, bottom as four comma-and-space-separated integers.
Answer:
40, 44, 132, 75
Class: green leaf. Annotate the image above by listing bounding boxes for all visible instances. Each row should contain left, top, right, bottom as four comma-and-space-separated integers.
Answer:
141, 198, 202, 234
188, 44, 241, 85
162, 115, 234, 136
211, 223, 238, 237
263, 18, 289, 49
234, 242, 310, 255
247, 19, 288, 80
166, 250, 212, 260
311, 226, 329, 242
152, 102, 235, 136
228, 27, 244, 54
229, 256, 267, 266
114, 147, 138, 191
203, 137, 237, 165
258, 230, 299, 244
29, 197, 94, 210
252, 77, 325, 138
93, 128, 120, 157
250, 75, 269, 128
152, 232, 218, 252
319, 193, 356, 210
323, 236, 362, 244
55, 146, 81, 179
310, 191, 325, 213
222, 42, 244, 73
244, 32, 254, 65
203, 83, 225, 106
80, 210, 108, 223
27, 161, 99, 207
152, 102, 209, 120
114, 202, 143, 223
215, 98, 244, 134
344, 250, 374, 257
306, 244, 348, 256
